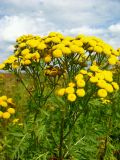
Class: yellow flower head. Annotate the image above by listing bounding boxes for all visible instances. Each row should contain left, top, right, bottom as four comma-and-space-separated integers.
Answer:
90, 76, 98, 83
105, 83, 113, 93
45, 38, 52, 43
94, 46, 103, 53
61, 47, 71, 55
53, 49, 63, 58
72, 40, 83, 47
19, 43, 26, 48
0, 101, 8, 107
2, 112, 11, 119
65, 87, 75, 94
79, 70, 87, 75
32, 52, 40, 61
57, 88, 66, 96
24, 60, 31, 65
21, 49, 30, 56
7, 98, 14, 104
0, 64, 5, 70
97, 89, 107, 98
24, 53, 33, 59
61, 40, 71, 46
103, 71, 113, 82
26, 39, 39, 48
68, 82, 75, 87
48, 32, 57, 37
1, 96, 7, 101
70, 45, 81, 53
7, 108, 15, 114
88, 40, 97, 47
76, 89, 85, 97
112, 82, 119, 90
37, 42, 47, 50
52, 37, 61, 43
67, 93, 76, 102
44, 55, 52, 63
77, 79, 85, 88
103, 48, 111, 55
108, 56, 118, 65
95, 72, 105, 80
90, 65, 99, 72
97, 80, 107, 88
75, 74, 83, 81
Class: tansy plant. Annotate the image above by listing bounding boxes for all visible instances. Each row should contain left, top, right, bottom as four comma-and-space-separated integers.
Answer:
0, 96, 15, 120
0, 32, 120, 159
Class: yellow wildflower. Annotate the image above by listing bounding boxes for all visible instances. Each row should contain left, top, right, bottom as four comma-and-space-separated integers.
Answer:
72, 40, 83, 47
75, 74, 83, 81
52, 37, 61, 43
2, 112, 11, 119
1, 96, 7, 101
68, 82, 75, 87
0, 101, 8, 107
37, 43, 47, 50
112, 82, 119, 90
44, 55, 52, 63
94, 46, 103, 53
76, 89, 85, 97
97, 89, 107, 98
97, 80, 107, 88
65, 87, 75, 94
90, 65, 99, 72
7, 108, 15, 114
19, 43, 26, 48
70, 45, 80, 53
57, 88, 66, 96
0, 64, 5, 70
21, 49, 30, 56
103, 48, 111, 55
53, 49, 63, 58
24, 60, 31, 65
105, 83, 114, 93
67, 93, 76, 102
108, 56, 118, 65
45, 38, 52, 43
88, 40, 97, 47
7, 98, 14, 104
77, 79, 85, 87
79, 70, 87, 75
90, 76, 98, 83
61, 47, 71, 55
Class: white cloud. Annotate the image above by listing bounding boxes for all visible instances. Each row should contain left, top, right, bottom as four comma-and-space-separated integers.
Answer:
108, 23, 120, 33
64, 26, 104, 36
0, 14, 56, 43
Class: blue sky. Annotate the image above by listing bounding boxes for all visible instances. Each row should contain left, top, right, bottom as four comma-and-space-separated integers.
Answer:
0, 0, 120, 62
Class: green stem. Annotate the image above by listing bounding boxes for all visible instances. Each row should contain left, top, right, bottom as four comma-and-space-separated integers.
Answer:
59, 111, 64, 160
15, 73, 38, 107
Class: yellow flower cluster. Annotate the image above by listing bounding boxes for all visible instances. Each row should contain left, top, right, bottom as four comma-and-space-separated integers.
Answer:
88, 64, 119, 97
0, 32, 119, 71
57, 71, 86, 102
57, 66, 119, 102
0, 96, 15, 119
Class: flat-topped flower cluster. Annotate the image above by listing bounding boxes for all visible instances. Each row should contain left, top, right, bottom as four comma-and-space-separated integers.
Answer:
0, 32, 119, 103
